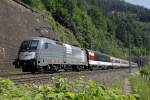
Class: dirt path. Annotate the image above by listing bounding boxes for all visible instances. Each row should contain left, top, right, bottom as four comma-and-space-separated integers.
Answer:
124, 78, 132, 95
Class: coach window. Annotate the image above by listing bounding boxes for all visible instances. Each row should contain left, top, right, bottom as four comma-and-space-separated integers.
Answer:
45, 43, 48, 49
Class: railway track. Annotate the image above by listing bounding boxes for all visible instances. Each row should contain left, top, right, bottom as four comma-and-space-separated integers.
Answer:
8, 74, 51, 84
8, 68, 139, 84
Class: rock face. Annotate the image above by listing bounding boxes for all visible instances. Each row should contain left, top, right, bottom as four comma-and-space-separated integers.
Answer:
0, 0, 57, 70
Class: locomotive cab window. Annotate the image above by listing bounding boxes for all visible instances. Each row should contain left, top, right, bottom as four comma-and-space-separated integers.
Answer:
19, 40, 39, 52
44, 43, 48, 49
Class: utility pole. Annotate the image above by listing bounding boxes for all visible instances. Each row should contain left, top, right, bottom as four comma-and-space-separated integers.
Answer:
128, 35, 148, 72
128, 35, 132, 73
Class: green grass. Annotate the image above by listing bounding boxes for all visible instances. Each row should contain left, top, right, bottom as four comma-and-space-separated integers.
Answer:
104, 76, 125, 95
129, 73, 150, 100
140, 66, 150, 76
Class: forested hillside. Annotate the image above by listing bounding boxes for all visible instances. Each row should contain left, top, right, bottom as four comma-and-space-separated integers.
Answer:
22, 0, 150, 63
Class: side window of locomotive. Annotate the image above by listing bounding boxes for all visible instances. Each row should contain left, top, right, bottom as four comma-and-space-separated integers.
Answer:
115, 60, 120, 63
31, 40, 39, 50
44, 43, 48, 49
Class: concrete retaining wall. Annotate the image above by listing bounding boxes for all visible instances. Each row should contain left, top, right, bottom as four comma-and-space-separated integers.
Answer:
0, 0, 57, 70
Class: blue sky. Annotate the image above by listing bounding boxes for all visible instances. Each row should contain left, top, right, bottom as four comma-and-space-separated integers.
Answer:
125, 0, 150, 9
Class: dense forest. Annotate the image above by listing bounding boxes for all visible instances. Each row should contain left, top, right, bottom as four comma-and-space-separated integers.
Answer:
22, 0, 150, 64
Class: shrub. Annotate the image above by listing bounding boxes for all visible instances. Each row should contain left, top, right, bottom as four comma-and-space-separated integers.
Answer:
0, 77, 137, 100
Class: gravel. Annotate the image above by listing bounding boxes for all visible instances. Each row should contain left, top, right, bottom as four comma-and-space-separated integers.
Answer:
8, 68, 139, 85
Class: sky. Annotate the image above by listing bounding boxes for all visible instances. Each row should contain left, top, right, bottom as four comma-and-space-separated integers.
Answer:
125, 0, 150, 9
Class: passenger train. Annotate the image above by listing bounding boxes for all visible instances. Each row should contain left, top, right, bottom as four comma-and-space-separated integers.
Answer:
13, 37, 138, 73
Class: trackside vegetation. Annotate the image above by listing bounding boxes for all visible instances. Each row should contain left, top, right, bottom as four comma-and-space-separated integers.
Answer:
0, 77, 137, 100
140, 66, 150, 76
129, 66, 150, 100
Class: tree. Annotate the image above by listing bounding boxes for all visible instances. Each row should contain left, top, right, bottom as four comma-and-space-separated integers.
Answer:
87, 5, 107, 30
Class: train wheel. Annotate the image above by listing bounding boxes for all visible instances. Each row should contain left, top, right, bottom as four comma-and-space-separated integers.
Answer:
108, 66, 113, 69
88, 66, 93, 71
64, 69, 68, 72
22, 66, 26, 72
75, 66, 81, 72
72, 66, 76, 71
101, 66, 106, 70
54, 65, 59, 72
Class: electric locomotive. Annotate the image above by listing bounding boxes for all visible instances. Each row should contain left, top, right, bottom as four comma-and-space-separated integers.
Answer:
13, 37, 138, 73
13, 37, 88, 73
